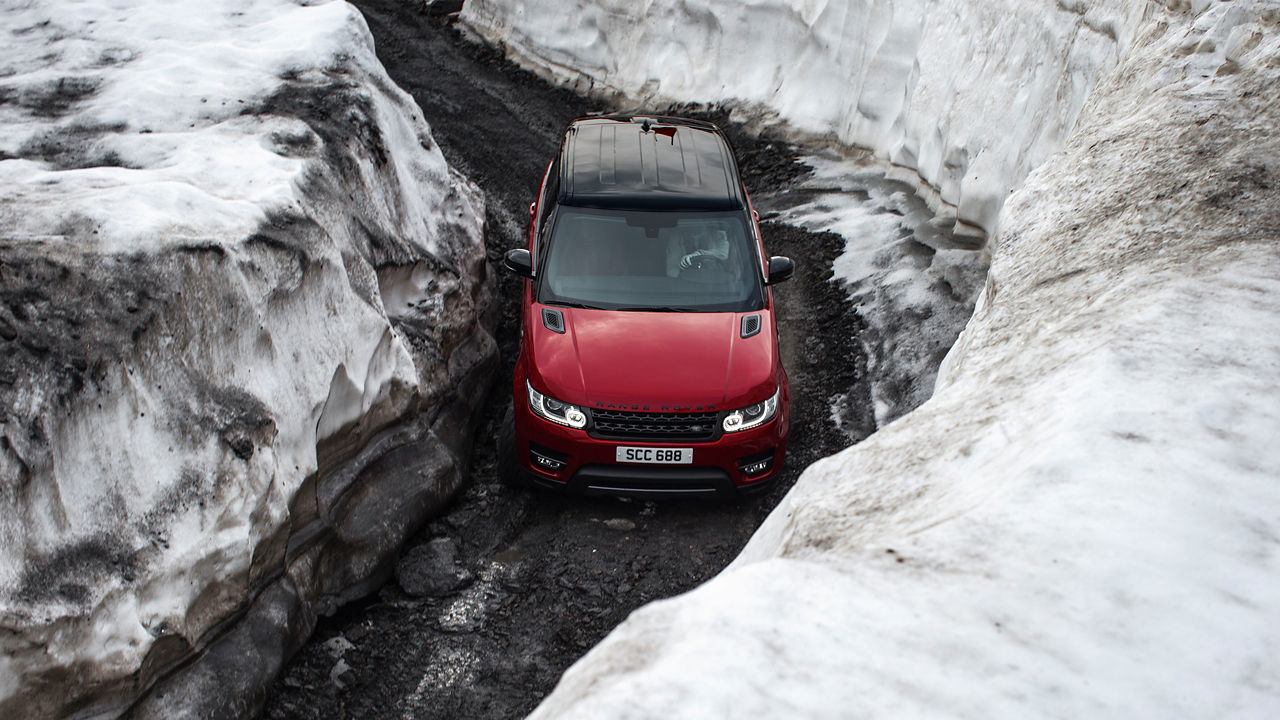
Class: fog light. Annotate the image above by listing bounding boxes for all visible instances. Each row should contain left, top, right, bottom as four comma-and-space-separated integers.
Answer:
529, 445, 570, 474
738, 449, 774, 478
530, 447, 566, 473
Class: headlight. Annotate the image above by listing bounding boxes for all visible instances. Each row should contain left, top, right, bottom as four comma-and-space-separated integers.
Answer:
722, 387, 780, 433
527, 381, 587, 429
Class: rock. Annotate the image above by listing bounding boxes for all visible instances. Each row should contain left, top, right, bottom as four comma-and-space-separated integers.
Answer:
345, 623, 371, 644
603, 518, 636, 532
438, 593, 487, 633
329, 658, 354, 690
396, 538, 473, 597
423, 0, 465, 16
321, 635, 355, 659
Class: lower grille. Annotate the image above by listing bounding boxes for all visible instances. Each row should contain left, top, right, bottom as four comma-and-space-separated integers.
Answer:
590, 409, 719, 440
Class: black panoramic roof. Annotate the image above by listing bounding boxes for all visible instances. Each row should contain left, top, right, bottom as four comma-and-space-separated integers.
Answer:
559, 115, 745, 211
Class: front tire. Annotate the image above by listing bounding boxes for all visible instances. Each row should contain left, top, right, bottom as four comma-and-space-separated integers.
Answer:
497, 405, 528, 489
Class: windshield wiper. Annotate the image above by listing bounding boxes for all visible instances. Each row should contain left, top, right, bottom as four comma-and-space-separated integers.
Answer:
545, 300, 605, 310
614, 306, 698, 312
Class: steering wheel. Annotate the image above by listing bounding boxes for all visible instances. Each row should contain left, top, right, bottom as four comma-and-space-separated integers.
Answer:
687, 254, 727, 273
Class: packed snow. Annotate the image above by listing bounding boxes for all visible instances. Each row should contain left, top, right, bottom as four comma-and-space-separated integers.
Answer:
461, 1, 1280, 717
0, 1, 492, 717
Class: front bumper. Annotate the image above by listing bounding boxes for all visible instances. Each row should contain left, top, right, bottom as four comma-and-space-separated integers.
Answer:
512, 397, 788, 499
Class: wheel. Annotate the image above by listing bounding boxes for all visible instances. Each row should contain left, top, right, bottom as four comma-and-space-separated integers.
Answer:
496, 405, 528, 489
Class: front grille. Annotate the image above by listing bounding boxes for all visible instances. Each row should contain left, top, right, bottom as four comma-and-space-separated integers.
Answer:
590, 409, 719, 440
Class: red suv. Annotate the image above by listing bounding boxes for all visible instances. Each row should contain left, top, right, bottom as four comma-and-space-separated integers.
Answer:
501, 115, 793, 497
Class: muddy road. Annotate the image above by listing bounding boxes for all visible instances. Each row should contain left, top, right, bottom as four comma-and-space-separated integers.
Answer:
261, 4, 872, 719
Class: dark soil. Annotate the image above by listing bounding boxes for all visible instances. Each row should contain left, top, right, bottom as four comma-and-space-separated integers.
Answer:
260, 4, 871, 719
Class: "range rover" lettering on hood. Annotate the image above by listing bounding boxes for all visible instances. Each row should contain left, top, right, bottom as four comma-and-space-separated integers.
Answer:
594, 402, 718, 412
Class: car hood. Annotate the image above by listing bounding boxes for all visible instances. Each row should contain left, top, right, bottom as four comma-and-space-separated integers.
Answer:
527, 306, 778, 411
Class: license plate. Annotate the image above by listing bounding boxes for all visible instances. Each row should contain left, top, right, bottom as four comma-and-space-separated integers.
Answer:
616, 447, 693, 464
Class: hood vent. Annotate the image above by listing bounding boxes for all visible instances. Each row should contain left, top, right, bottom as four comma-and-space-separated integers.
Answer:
542, 307, 565, 334
740, 313, 762, 339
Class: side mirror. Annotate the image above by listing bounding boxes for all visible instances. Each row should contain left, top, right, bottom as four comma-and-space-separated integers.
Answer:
765, 256, 794, 285
503, 248, 534, 278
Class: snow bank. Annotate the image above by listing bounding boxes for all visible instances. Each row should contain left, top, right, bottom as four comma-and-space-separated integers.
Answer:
461, 0, 1150, 235
511, 1, 1280, 717
0, 1, 494, 717
762, 153, 988, 425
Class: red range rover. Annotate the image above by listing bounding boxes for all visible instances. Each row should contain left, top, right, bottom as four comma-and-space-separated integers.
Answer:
501, 114, 793, 497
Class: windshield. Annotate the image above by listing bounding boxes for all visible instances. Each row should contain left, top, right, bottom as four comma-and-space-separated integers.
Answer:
537, 207, 763, 312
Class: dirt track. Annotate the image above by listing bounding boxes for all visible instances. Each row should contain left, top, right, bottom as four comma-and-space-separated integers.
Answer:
260, 5, 870, 718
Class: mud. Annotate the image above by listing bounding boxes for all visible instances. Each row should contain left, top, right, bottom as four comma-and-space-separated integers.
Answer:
259, 4, 872, 719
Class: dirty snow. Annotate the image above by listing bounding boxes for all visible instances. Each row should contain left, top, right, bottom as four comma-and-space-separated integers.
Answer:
0, 1, 490, 717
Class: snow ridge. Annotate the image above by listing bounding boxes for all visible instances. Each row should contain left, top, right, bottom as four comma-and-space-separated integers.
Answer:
0, 1, 494, 717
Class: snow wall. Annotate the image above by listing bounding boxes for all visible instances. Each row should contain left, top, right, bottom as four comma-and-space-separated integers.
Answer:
0, 1, 496, 718
462, 0, 1280, 716
461, 0, 1153, 238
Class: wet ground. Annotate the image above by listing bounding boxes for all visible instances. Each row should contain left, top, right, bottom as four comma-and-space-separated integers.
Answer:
261, 4, 875, 719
